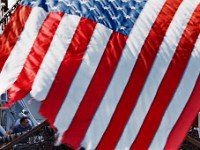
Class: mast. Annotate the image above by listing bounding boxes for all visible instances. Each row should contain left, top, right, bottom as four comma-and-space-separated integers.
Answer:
1, 0, 8, 30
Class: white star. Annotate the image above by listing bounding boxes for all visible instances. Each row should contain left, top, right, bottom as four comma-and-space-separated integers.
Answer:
75, 10, 81, 14
98, 16, 105, 20
45, 1, 50, 5
66, 3, 73, 7
111, 16, 118, 20
130, 6, 137, 10
80, 1, 89, 4
89, 7, 96, 11
135, 0, 142, 2
125, 15, 131, 19
116, 7, 123, 11
122, 0, 129, 2
120, 26, 126, 30
31, 1, 37, 5
51, 6, 58, 10
103, 6, 110, 10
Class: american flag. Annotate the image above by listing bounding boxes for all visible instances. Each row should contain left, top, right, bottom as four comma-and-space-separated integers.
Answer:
0, 0, 200, 149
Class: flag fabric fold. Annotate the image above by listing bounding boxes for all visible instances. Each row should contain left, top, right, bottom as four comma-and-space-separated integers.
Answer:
0, 0, 200, 149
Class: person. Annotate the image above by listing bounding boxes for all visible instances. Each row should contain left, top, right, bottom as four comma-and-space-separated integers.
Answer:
14, 109, 33, 127
4, 117, 32, 143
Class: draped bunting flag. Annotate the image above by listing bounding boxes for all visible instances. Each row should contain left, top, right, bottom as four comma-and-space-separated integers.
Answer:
0, 0, 200, 149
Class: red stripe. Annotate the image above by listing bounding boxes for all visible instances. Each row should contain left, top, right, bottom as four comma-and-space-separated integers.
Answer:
61, 32, 127, 149
7, 12, 64, 105
96, 0, 182, 149
0, 6, 31, 72
164, 74, 200, 150
40, 18, 97, 126
131, 4, 200, 150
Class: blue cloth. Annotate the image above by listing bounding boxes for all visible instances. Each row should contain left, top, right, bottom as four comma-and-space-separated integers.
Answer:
0, 132, 3, 137
13, 125, 32, 143
13, 124, 32, 133
21, 0, 147, 36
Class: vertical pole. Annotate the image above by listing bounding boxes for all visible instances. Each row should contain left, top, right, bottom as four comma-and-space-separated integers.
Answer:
0, 96, 1, 126
1, 0, 7, 9
1, 0, 8, 30
0, 0, 2, 31
198, 112, 200, 138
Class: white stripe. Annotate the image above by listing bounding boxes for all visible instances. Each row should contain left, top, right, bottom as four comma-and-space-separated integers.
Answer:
149, 35, 200, 150
54, 24, 112, 139
0, 7, 47, 94
81, 0, 166, 149
116, 1, 199, 149
30, 14, 80, 101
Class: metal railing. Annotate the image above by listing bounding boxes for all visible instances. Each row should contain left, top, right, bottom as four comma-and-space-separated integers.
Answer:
0, 121, 72, 150
180, 127, 200, 149
0, 121, 199, 150
0, 0, 21, 31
